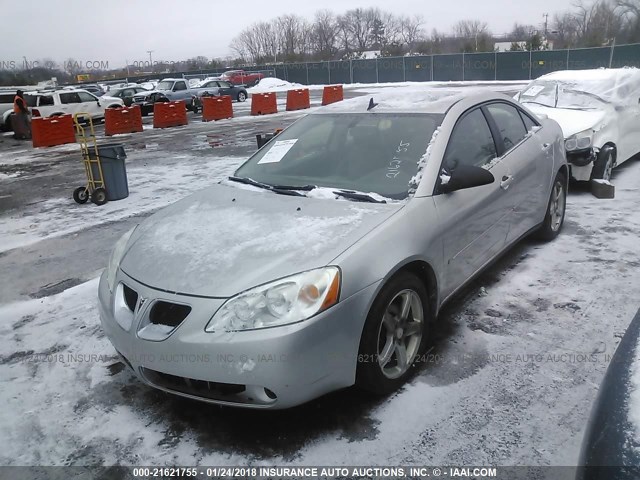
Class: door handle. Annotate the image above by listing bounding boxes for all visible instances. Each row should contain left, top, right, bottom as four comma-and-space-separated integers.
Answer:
500, 175, 514, 190
542, 142, 552, 150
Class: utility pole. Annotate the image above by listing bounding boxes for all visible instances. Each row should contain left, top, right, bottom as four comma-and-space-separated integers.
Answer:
543, 13, 549, 36
146, 50, 154, 72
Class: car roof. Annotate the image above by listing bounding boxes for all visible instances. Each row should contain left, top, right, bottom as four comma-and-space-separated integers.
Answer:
159, 78, 185, 82
316, 89, 512, 115
537, 67, 640, 83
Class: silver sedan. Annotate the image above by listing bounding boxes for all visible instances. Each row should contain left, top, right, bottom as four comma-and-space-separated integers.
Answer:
98, 90, 568, 409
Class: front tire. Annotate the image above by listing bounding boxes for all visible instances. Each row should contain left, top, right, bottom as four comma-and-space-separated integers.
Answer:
535, 171, 567, 241
73, 187, 89, 204
591, 146, 615, 181
356, 271, 429, 395
237, 91, 247, 102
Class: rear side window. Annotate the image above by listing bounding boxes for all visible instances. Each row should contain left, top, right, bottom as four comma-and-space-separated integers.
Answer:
0, 93, 14, 103
444, 109, 497, 169
486, 103, 528, 152
520, 111, 538, 132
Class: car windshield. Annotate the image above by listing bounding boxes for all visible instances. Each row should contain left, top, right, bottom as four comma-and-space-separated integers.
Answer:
156, 81, 173, 91
519, 80, 609, 109
233, 113, 443, 201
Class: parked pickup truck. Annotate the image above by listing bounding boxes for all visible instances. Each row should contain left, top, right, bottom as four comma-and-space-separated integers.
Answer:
220, 70, 264, 87
132, 78, 203, 115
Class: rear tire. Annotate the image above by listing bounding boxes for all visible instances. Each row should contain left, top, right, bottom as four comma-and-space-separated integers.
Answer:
356, 271, 429, 395
591, 146, 615, 181
4, 115, 13, 132
91, 188, 108, 206
535, 171, 567, 241
237, 91, 247, 102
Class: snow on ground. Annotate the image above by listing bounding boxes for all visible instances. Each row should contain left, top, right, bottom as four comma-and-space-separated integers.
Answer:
0, 154, 243, 253
629, 334, 640, 443
248, 78, 529, 95
2, 160, 640, 466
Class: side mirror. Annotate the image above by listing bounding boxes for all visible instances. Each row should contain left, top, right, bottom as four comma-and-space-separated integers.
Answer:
440, 164, 495, 194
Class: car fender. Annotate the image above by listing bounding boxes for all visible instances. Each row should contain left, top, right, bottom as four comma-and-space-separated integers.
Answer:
331, 198, 444, 313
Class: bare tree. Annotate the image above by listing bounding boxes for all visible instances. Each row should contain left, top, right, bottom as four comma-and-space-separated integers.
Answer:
399, 15, 425, 54
453, 20, 492, 51
312, 10, 339, 60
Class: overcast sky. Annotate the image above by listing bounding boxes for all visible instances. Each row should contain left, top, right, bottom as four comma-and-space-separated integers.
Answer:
1, 0, 577, 69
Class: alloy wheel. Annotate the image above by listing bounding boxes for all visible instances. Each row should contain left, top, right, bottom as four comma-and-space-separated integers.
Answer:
376, 289, 423, 379
549, 181, 565, 232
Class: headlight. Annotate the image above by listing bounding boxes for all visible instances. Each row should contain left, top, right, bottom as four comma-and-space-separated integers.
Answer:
206, 267, 341, 332
565, 130, 593, 151
106, 226, 137, 292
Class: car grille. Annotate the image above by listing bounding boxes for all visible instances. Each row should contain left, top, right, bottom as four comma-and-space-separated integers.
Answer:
141, 368, 246, 399
148, 301, 191, 328
122, 284, 138, 312
140, 368, 278, 406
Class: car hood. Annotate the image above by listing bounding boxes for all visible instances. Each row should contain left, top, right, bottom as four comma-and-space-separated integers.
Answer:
100, 95, 121, 103
120, 183, 403, 297
524, 104, 608, 138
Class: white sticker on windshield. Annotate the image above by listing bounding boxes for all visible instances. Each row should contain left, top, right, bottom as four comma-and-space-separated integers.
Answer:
523, 85, 545, 97
257, 139, 298, 164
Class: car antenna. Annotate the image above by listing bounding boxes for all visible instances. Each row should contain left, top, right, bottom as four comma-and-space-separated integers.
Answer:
367, 97, 378, 111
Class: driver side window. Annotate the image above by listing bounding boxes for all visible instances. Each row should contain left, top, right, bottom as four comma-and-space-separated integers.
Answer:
443, 109, 497, 170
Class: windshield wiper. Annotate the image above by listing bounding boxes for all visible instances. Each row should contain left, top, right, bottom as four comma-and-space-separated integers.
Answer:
227, 176, 307, 197
271, 184, 317, 191
228, 176, 273, 190
333, 190, 387, 204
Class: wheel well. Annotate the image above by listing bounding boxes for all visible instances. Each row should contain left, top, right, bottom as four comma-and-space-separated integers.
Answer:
396, 261, 438, 321
558, 164, 569, 183
602, 142, 617, 163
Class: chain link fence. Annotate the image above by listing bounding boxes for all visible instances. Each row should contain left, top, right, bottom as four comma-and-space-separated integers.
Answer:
117, 43, 640, 86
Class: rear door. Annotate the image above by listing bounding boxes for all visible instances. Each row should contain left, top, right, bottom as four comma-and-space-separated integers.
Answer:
216, 81, 234, 97
434, 107, 512, 297
483, 102, 549, 243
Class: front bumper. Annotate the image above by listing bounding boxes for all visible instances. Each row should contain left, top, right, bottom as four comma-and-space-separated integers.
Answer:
98, 270, 379, 409
567, 148, 597, 181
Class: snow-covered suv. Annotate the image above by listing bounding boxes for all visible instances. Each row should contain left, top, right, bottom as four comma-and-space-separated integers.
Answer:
2, 89, 123, 129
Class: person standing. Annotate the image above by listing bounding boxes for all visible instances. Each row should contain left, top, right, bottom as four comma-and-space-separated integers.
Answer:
12, 90, 31, 140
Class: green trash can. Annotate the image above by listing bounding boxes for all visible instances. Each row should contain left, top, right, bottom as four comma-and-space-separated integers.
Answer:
89, 143, 129, 201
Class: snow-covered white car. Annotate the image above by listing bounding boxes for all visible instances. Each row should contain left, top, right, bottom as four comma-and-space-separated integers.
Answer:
516, 68, 640, 181
2, 89, 124, 126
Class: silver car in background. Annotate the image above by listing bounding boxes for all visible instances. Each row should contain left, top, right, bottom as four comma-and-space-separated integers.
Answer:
98, 90, 568, 409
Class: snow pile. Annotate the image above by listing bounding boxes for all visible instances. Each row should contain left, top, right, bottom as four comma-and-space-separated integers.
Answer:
248, 78, 303, 93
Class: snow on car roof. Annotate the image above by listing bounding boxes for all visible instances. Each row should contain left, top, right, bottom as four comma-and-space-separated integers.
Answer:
540, 67, 640, 82
533, 67, 640, 105
317, 88, 506, 114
